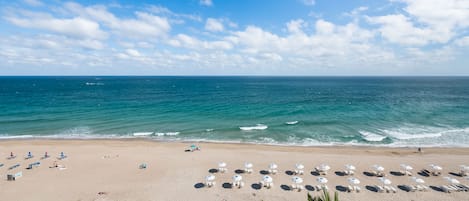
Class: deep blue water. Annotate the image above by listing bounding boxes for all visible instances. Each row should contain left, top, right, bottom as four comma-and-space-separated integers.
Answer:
1, 76, 468, 147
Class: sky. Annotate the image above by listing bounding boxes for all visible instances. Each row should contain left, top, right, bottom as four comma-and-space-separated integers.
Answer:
0, 0, 469, 75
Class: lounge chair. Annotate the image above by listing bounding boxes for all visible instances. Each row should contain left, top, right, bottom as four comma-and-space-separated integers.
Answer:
0, 163, 4, 168
344, 170, 355, 175
292, 184, 304, 192
205, 181, 215, 187
347, 185, 353, 192
354, 186, 361, 193
268, 169, 278, 174
390, 186, 397, 193
9, 163, 20, 170
7, 171, 22, 181
139, 163, 147, 169
294, 169, 304, 175
58, 152, 67, 160
375, 185, 385, 193
25, 152, 34, 159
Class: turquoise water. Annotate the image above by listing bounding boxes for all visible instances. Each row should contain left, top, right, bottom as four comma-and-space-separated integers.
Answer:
1, 76, 468, 147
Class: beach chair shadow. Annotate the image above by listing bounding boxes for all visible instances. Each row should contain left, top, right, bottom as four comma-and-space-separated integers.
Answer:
449, 172, 461, 177
363, 171, 375, 177
208, 168, 218, 173
397, 185, 411, 192
235, 169, 244, 174
336, 185, 348, 192
418, 171, 430, 177
280, 184, 291, 191
259, 170, 269, 175
194, 183, 205, 189
305, 185, 315, 191
335, 171, 346, 176
285, 170, 294, 176
222, 183, 232, 189
310, 171, 320, 176
251, 183, 262, 190
366, 185, 378, 192
430, 185, 444, 192
390, 171, 404, 176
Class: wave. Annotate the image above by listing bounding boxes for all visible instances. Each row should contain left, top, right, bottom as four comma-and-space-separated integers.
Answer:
285, 121, 299, 125
359, 131, 387, 142
155, 132, 180, 136
133, 132, 154, 136
239, 124, 268, 131
382, 130, 442, 140
85, 82, 104, 86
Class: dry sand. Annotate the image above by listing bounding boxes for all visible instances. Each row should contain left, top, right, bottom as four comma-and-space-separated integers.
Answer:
1, 139, 469, 201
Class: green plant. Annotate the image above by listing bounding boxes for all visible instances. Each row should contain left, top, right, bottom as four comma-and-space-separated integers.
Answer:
307, 189, 339, 201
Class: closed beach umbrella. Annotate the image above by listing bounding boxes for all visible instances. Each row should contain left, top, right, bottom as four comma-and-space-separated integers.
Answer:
317, 177, 328, 184
400, 164, 413, 171
232, 174, 243, 182
245, 162, 253, 169
346, 164, 356, 171
269, 163, 278, 169
373, 165, 385, 172
412, 177, 425, 184
348, 177, 360, 185
219, 162, 227, 168
296, 163, 304, 170
444, 177, 460, 184
318, 164, 331, 171
430, 164, 442, 171
263, 175, 273, 183
292, 176, 303, 184
379, 178, 392, 185
206, 174, 216, 181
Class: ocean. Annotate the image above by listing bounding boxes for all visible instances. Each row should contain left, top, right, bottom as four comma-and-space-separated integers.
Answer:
1, 76, 468, 147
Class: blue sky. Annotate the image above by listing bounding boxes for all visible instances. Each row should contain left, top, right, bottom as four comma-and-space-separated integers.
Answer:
1, 0, 469, 75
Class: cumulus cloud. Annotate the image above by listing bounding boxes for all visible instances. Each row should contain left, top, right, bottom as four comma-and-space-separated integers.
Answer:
205, 18, 224, 32
200, 0, 213, 6
303, 0, 315, 6
5, 13, 107, 40
23, 0, 43, 7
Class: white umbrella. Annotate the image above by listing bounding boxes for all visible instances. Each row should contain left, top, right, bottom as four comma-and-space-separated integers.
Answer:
318, 164, 331, 171
218, 162, 227, 168
345, 164, 356, 171
232, 174, 243, 182
373, 165, 385, 172
430, 164, 442, 171
379, 178, 392, 185
292, 176, 303, 184
412, 177, 425, 184
348, 177, 360, 185
269, 163, 278, 169
245, 162, 253, 168
317, 177, 328, 184
444, 177, 460, 184
263, 175, 273, 183
206, 174, 216, 181
295, 163, 304, 170
400, 164, 413, 171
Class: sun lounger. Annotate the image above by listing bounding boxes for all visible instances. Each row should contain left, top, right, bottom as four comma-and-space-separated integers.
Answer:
0, 163, 3, 168
375, 185, 385, 193
390, 186, 397, 193
58, 152, 67, 160
25, 152, 34, 159
139, 163, 147, 169
9, 163, 20, 170
440, 185, 451, 193
294, 169, 304, 175
233, 181, 244, 188
268, 169, 278, 174
354, 186, 361, 193
344, 170, 355, 175
205, 181, 215, 187
347, 185, 353, 192
26, 161, 41, 169
291, 184, 304, 191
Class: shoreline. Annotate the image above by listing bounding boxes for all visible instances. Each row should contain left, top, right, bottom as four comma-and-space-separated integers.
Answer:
1, 139, 469, 201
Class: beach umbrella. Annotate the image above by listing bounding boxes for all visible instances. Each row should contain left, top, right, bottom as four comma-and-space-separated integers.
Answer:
245, 162, 253, 169
345, 164, 356, 171
318, 164, 331, 171
206, 174, 216, 181
295, 163, 304, 170
348, 177, 360, 185
292, 176, 303, 184
263, 175, 273, 183
412, 177, 425, 184
232, 174, 243, 182
444, 177, 460, 184
379, 178, 392, 185
269, 163, 278, 169
317, 177, 328, 184
373, 165, 385, 172
430, 164, 442, 171
400, 164, 413, 171
218, 162, 227, 168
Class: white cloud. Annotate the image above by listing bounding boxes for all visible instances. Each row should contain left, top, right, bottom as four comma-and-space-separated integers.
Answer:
23, 0, 43, 7
303, 0, 315, 6
205, 18, 224, 32
126, 49, 141, 57
200, 0, 213, 6
169, 34, 233, 50
5, 15, 107, 40
286, 19, 306, 34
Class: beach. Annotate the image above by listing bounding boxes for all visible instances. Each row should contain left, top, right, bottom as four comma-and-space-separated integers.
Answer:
1, 140, 468, 201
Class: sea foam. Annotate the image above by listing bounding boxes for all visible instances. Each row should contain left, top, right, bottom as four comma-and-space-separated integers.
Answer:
239, 124, 268, 131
